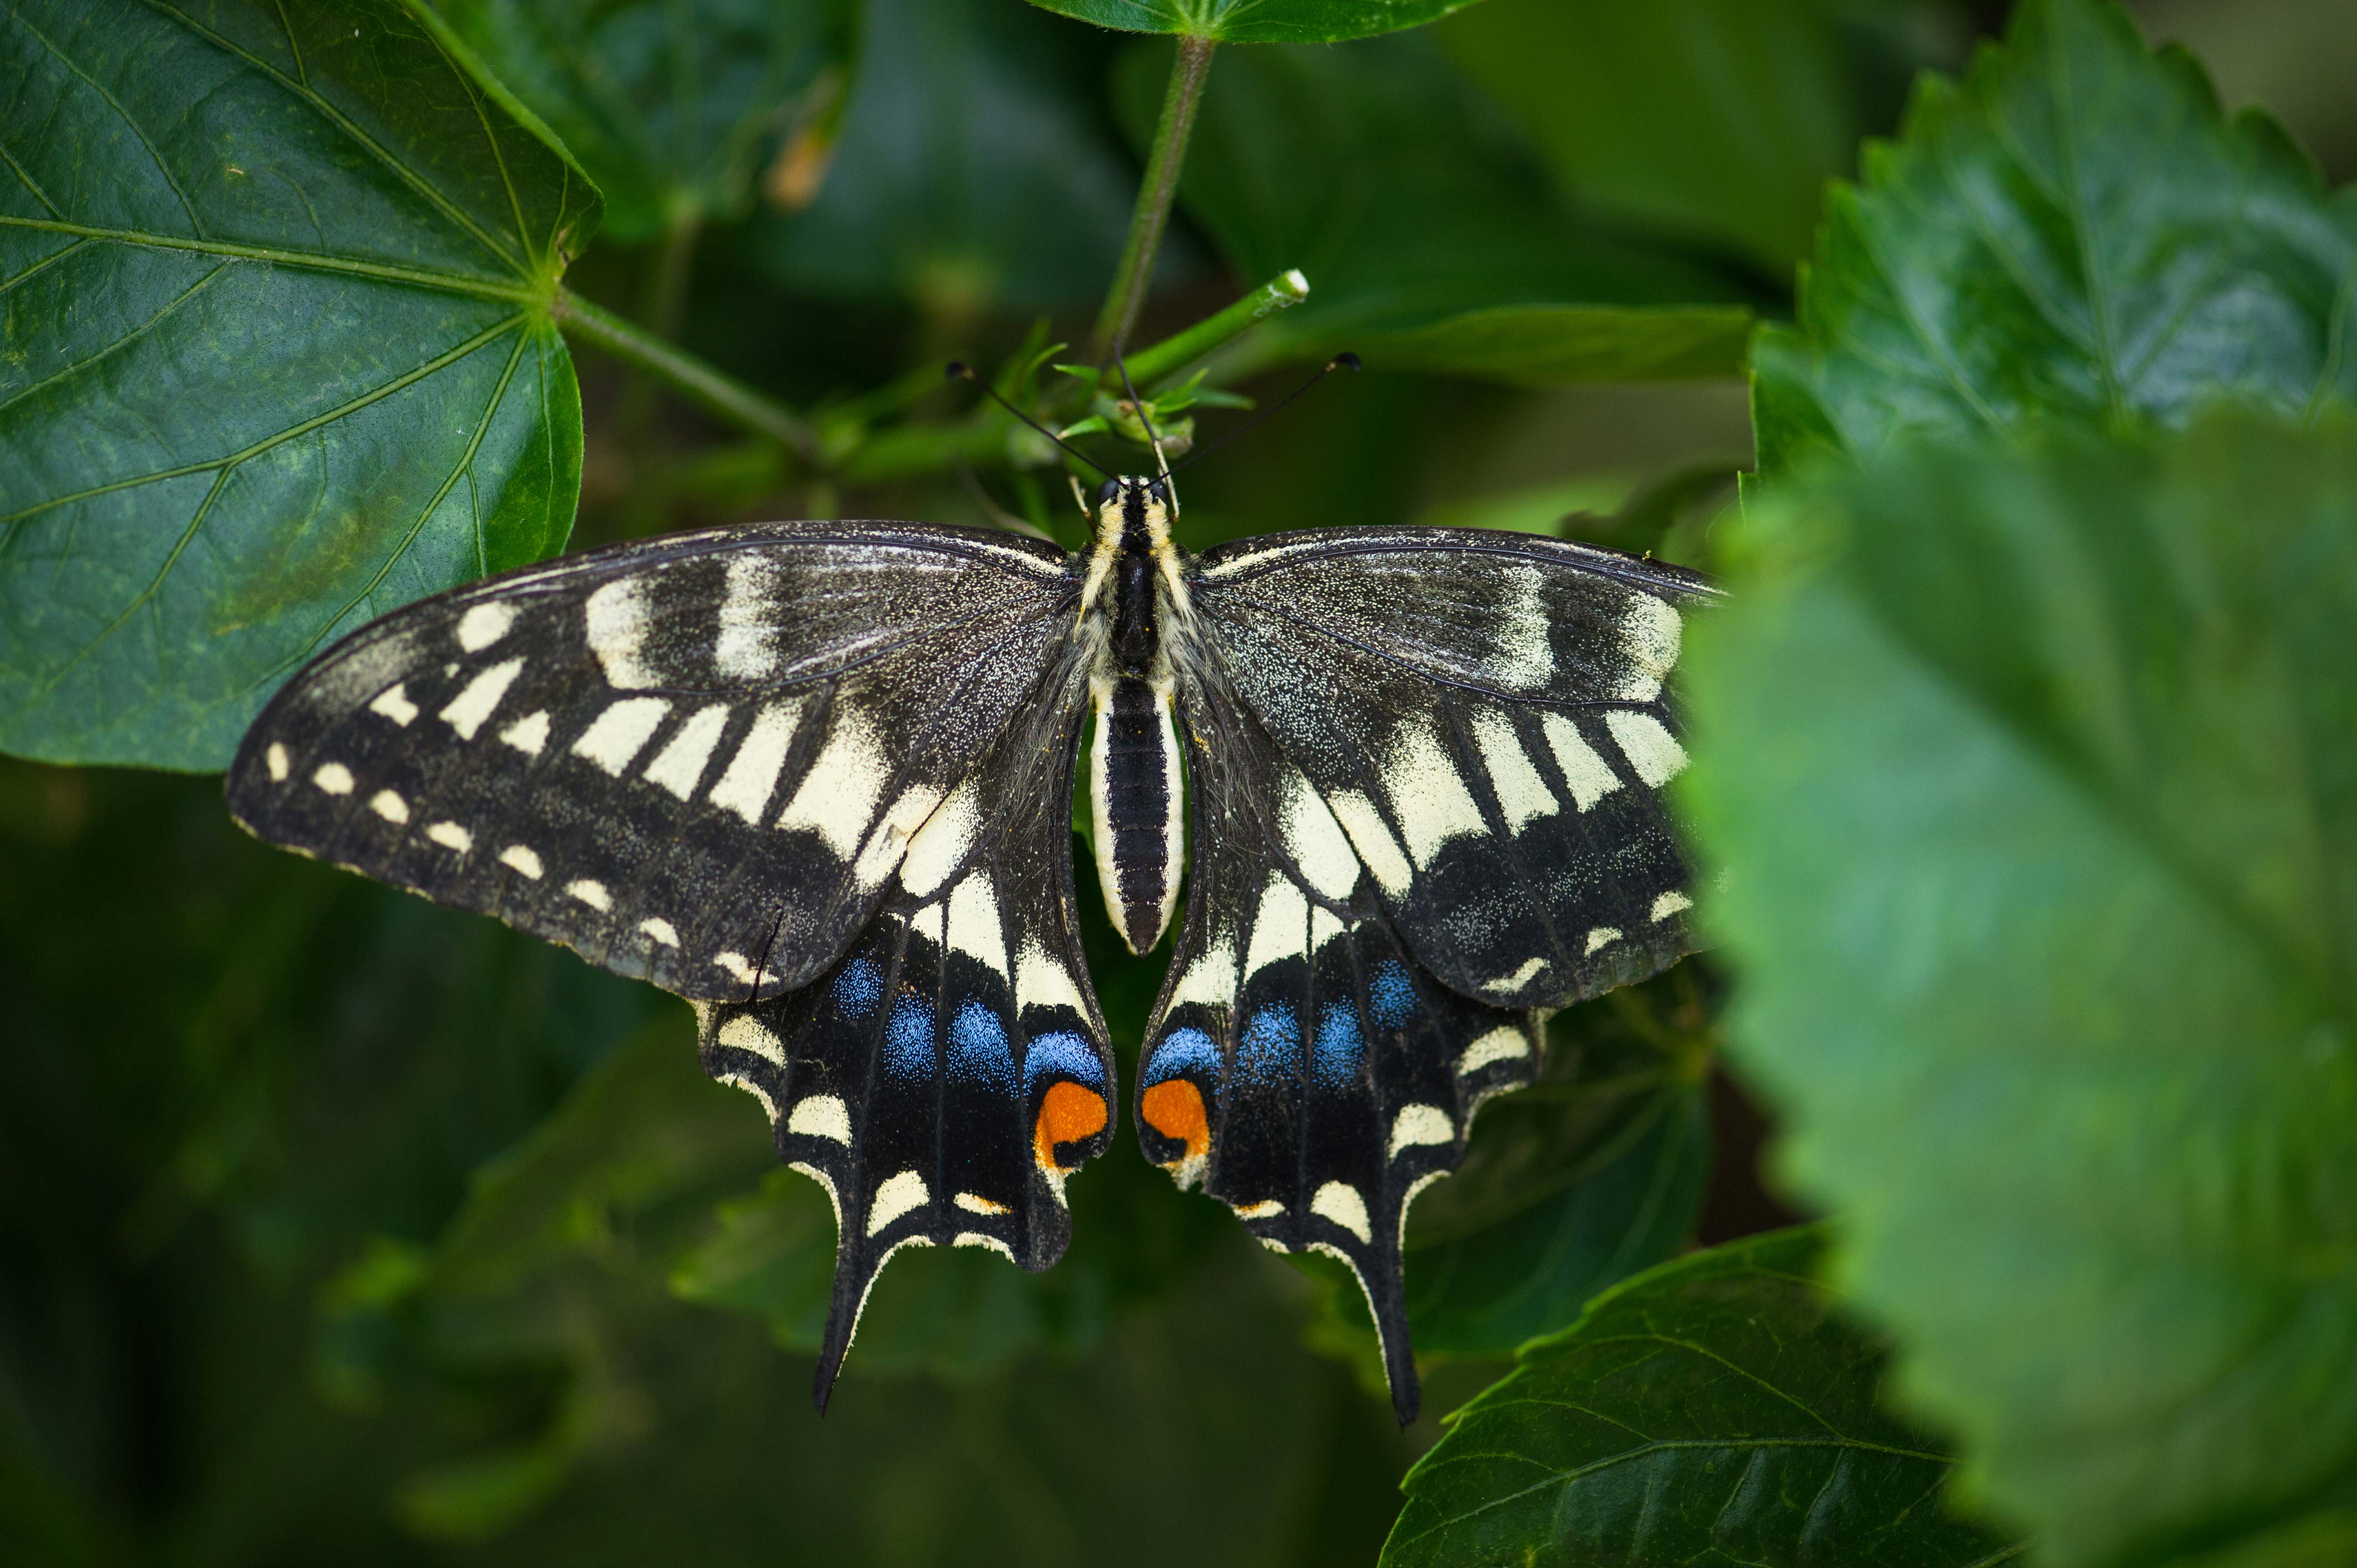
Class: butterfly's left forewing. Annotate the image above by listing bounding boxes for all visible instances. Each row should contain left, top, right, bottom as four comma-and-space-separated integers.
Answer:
227, 521, 1073, 1000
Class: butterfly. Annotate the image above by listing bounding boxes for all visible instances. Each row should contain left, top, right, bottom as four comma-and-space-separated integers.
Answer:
226, 461, 1713, 1423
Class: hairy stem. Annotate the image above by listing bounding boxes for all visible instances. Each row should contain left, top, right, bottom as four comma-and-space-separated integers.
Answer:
1119, 268, 1309, 390
1088, 37, 1216, 366
554, 288, 820, 463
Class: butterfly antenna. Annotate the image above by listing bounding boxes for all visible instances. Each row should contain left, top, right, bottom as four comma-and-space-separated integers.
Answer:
1111, 352, 1177, 516
945, 362, 1110, 480
1170, 352, 1361, 475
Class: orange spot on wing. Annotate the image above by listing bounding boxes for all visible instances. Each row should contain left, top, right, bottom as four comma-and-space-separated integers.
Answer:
1033, 1081, 1108, 1172
1140, 1079, 1210, 1166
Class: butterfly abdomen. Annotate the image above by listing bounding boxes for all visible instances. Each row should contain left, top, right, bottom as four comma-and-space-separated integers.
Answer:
1090, 673, 1183, 955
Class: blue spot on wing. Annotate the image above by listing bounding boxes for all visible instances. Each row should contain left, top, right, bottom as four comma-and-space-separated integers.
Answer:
1313, 1003, 1362, 1087
883, 993, 936, 1079
947, 999, 1015, 1092
1022, 1030, 1104, 1092
1146, 1025, 1220, 1086
1370, 960, 1417, 1030
834, 956, 883, 1020
1238, 1004, 1300, 1084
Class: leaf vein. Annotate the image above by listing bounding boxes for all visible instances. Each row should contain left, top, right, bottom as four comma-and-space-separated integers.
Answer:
0, 215, 532, 299
0, 313, 524, 526
129, 0, 526, 277
0, 259, 230, 421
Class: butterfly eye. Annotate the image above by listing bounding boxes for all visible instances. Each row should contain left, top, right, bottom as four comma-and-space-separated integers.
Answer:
1094, 478, 1122, 508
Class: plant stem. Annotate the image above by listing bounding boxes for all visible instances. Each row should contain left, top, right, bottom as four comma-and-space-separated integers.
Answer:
642, 211, 703, 344
617, 213, 705, 437
1119, 268, 1309, 390
554, 288, 820, 463
1088, 36, 1215, 366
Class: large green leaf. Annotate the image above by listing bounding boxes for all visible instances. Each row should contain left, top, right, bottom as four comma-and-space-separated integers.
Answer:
0, 0, 598, 770
1437, 0, 1861, 274
1024, 0, 1486, 46
1401, 976, 1712, 1357
1385, 1227, 2023, 1568
428, 0, 852, 243
1682, 415, 2357, 1565
1118, 38, 1756, 385
743, 0, 1151, 312
1751, 0, 2357, 474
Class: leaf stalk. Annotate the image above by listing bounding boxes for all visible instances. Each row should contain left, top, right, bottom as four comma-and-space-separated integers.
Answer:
1088, 37, 1216, 365
554, 288, 820, 463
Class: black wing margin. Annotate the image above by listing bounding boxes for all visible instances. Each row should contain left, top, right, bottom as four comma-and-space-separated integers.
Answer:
225, 521, 1074, 1002
696, 641, 1115, 1409
1135, 653, 1544, 1425
1186, 527, 1718, 1013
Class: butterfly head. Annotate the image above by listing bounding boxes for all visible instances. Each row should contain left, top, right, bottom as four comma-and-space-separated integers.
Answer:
1090, 475, 1175, 555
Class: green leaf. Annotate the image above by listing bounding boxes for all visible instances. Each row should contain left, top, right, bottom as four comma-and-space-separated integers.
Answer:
1751, 0, 2357, 474
1384, 1227, 2023, 1568
1118, 38, 1756, 384
1024, 0, 1489, 46
1682, 414, 2357, 1565
742, 0, 1152, 312
1351, 304, 1756, 388
425, 0, 852, 243
1438, 0, 1862, 273
0, 0, 598, 770
423, 1015, 773, 1303
1401, 977, 1713, 1357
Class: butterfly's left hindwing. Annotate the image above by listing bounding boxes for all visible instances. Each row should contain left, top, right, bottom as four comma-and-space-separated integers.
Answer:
696, 641, 1114, 1408
1136, 657, 1542, 1425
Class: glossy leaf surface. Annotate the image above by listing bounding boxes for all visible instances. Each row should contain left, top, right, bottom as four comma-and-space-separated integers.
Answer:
0, 0, 596, 770
1751, 0, 2357, 473
1024, 0, 1488, 46
1685, 416, 2357, 1565
1386, 1227, 2021, 1567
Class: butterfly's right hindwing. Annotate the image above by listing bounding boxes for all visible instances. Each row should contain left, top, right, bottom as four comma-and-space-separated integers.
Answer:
226, 522, 1074, 1001
1137, 654, 1543, 1426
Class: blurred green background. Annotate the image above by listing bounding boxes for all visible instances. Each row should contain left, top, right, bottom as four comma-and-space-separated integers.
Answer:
5, 0, 2352, 1562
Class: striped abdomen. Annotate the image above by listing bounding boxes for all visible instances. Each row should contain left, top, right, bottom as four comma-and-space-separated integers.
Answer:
1090, 674, 1183, 955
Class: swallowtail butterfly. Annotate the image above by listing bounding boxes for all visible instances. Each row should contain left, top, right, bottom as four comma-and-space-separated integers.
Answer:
227, 471, 1712, 1423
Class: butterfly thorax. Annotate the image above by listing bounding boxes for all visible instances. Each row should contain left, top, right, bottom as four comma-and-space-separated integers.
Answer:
1080, 478, 1189, 956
